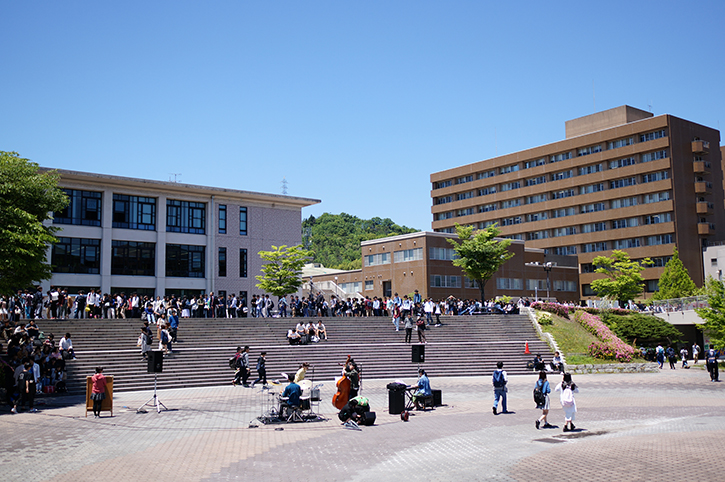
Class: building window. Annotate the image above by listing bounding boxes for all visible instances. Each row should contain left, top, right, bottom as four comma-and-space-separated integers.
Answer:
580, 202, 606, 214
430, 275, 461, 288
527, 230, 549, 240
500, 164, 520, 174
239, 207, 247, 235
433, 180, 452, 189
219, 205, 227, 234
523, 158, 546, 169
552, 207, 577, 218
643, 191, 671, 204
646, 234, 674, 246
610, 157, 636, 169
711, 258, 718, 267
479, 221, 496, 229
429, 247, 457, 260
364, 253, 391, 267
645, 280, 660, 292
394, 248, 423, 263
435, 211, 454, 221
112, 194, 156, 230
477, 170, 496, 180
581, 242, 608, 253
480, 203, 498, 213
525, 212, 549, 222
580, 183, 604, 195
645, 213, 672, 225
582, 284, 595, 296
501, 216, 522, 226
455, 175, 474, 185
639, 129, 666, 142
581, 222, 606, 233
611, 197, 639, 209
340, 281, 362, 293
479, 187, 497, 196
239, 248, 248, 278
111, 241, 155, 276
501, 199, 521, 209
553, 227, 577, 237
578, 164, 603, 176
642, 171, 670, 183
496, 278, 523, 290
51, 237, 101, 274
611, 218, 639, 229
608, 137, 634, 150
526, 279, 547, 290
525, 176, 547, 187
365, 280, 374, 291
553, 280, 577, 292
54, 189, 102, 226
218, 247, 227, 277
435, 196, 452, 205
551, 170, 573, 181
577, 145, 602, 157
552, 189, 575, 200
166, 200, 206, 234
648, 256, 672, 267
500, 181, 521, 192
166, 244, 205, 278
456, 191, 474, 201
550, 152, 571, 163
553, 246, 577, 256
457, 208, 475, 217
641, 150, 668, 163
610, 177, 637, 189
612, 238, 641, 249
580, 263, 594, 273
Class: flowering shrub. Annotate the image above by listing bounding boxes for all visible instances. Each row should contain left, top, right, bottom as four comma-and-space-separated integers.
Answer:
537, 311, 553, 326
531, 302, 570, 319
576, 307, 631, 316
573, 310, 635, 362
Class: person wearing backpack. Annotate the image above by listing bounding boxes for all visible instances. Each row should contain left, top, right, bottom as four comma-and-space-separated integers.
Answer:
492, 361, 508, 415
706, 347, 719, 382
534, 371, 553, 429
555, 372, 579, 432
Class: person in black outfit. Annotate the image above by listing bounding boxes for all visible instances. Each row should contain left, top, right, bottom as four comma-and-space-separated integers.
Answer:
533, 354, 545, 372
251, 352, 267, 387
666, 346, 677, 370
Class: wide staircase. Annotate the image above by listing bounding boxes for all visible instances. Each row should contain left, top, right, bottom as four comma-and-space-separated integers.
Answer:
38, 313, 551, 395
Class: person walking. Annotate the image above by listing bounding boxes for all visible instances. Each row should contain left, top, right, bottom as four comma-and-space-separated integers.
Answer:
680, 346, 689, 369
251, 352, 267, 387
416, 315, 427, 344
706, 346, 719, 382
492, 361, 508, 415
534, 371, 553, 429
666, 346, 677, 370
692, 343, 701, 364
90, 367, 107, 418
555, 373, 579, 431
404, 314, 414, 343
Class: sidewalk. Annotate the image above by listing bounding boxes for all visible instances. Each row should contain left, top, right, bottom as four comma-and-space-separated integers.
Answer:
2, 367, 724, 481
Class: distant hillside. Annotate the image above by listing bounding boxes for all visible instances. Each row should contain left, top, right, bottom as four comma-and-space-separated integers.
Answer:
302, 213, 418, 270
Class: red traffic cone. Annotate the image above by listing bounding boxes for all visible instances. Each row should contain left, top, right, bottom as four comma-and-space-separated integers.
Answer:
524, 341, 530, 354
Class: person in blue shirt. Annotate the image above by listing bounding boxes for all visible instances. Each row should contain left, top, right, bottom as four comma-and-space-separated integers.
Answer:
411, 369, 432, 410
535, 371, 553, 429
281, 374, 302, 417
168, 309, 179, 343
492, 361, 508, 415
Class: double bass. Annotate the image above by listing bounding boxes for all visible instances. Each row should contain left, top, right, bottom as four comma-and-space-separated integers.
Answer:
332, 355, 352, 410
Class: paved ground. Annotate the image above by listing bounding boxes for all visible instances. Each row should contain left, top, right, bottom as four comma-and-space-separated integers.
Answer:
2, 364, 724, 482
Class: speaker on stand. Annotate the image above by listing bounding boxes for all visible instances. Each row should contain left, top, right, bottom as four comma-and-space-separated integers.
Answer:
137, 351, 169, 413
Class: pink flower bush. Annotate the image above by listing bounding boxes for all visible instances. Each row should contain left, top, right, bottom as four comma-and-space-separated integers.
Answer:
531, 302, 570, 319
573, 310, 635, 362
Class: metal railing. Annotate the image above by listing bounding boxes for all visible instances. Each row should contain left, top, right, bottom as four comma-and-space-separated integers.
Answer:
650, 296, 709, 313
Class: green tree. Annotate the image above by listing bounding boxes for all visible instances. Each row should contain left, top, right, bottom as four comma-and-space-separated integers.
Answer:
696, 277, 725, 350
652, 247, 698, 300
302, 213, 417, 269
256, 244, 313, 298
447, 223, 514, 301
591, 250, 652, 306
0, 152, 68, 295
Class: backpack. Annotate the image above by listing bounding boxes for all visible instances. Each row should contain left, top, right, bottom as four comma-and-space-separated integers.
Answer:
492, 370, 506, 388
228, 356, 238, 370
560, 386, 575, 407
533, 381, 546, 407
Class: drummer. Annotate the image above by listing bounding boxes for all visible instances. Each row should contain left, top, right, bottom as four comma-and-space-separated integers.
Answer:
280, 374, 302, 418
294, 362, 310, 383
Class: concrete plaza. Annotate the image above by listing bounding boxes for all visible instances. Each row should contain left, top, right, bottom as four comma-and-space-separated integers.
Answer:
2, 366, 724, 482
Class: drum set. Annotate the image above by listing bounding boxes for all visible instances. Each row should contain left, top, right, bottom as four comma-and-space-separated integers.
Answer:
257, 377, 325, 424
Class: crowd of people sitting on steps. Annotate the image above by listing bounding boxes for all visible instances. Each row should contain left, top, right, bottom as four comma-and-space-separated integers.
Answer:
1, 315, 76, 413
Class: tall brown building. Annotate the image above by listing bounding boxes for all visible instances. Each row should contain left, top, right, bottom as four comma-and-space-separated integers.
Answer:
430, 106, 725, 300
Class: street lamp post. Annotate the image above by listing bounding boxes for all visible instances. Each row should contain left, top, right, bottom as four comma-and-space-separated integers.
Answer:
543, 262, 553, 300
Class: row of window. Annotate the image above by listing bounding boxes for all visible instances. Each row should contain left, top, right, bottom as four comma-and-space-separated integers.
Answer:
55, 190, 249, 236
542, 234, 675, 256
52, 237, 249, 279
364, 248, 424, 267
523, 213, 672, 240
435, 190, 673, 222
432, 131, 668, 190
581, 256, 673, 273
583, 279, 660, 295
434, 165, 671, 206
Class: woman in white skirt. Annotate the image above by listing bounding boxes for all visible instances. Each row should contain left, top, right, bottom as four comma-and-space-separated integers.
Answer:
554, 372, 579, 432
534, 371, 553, 429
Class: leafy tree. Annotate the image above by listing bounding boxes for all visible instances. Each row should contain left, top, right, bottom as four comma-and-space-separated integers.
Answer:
601, 312, 682, 345
696, 277, 725, 350
447, 223, 514, 301
652, 248, 698, 301
591, 250, 652, 306
256, 244, 313, 298
0, 152, 68, 295
302, 213, 417, 269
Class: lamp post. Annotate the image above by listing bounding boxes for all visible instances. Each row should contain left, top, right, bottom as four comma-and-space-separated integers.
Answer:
543, 262, 553, 300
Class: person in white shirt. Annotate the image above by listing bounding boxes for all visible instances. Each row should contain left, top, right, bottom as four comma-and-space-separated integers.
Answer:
59, 333, 76, 360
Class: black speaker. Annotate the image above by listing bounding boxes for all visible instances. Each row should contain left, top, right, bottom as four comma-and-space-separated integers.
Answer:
412, 344, 425, 363
148, 350, 163, 373
432, 389, 442, 407
389, 388, 406, 415
360, 411, 376, 426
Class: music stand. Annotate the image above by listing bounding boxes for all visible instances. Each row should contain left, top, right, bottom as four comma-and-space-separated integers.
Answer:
136, 373, 168, 413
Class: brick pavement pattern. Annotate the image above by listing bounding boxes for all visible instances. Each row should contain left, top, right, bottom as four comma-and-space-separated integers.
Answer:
1, 367, 723, 481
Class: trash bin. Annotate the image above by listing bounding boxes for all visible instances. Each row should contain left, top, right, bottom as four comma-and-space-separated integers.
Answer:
387, 382, 407, 414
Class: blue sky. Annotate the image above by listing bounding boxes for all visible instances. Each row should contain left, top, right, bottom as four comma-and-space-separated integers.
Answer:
2, 1, 724, 231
